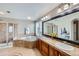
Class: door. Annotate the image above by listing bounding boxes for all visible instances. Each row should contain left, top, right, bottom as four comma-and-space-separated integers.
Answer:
73, 20, 79, 40
0, 22, 17, 47
0, 23, 7, 44
8, 23, 17, 43
8, 23, 13, 42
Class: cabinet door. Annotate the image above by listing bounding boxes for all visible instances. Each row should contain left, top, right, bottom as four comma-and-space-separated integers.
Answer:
58, 52, 69, 56
41, 41, 49, 56
49, 46, 59, 56
39, 39, 41, 51
36, 39, 41, 52
49, 46, 69, 56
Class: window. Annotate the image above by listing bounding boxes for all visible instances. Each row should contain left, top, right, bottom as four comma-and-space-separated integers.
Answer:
36, 21, 42, 36
9, 26, 13, 33
25, 27, 30, 35
27, 28, 30, 34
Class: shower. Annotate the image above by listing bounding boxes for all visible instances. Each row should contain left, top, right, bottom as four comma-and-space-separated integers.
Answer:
0, 22, 17, 48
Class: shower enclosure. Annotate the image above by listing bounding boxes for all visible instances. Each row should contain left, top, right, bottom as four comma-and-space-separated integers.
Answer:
0, 22, 17, 48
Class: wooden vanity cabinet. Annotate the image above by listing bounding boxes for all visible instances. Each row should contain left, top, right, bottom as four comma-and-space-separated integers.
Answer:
36, 39, 69, 56
36, 39, 49, 56
36, 39, 42, 52
41, 41, 49, 56
49, 45, 69, 56
49, 46, 59, 56
49, 46, 65, 56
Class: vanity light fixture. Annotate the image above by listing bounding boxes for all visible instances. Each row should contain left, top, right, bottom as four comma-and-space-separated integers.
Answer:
45, 16, 48, 19
41, 16, 48, 20
41, 17, 45, 21
41, 17, 44, 20
57, 8, 62, 13
64, 4, 70, 10
43, 17, 46, 20
41, 16, 49, 21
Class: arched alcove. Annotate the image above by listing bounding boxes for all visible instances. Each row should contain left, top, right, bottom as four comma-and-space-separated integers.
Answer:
71, 18, 79, 41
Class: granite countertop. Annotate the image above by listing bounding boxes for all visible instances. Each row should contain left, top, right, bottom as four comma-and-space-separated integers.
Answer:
37, 36, 79, 56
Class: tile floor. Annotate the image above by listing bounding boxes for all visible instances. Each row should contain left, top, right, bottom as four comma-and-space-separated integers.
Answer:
0, 47, 41, 56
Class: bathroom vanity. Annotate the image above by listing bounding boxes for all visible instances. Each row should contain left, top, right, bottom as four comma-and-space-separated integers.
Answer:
38, 8, 79, 56
36, 36, 79, 56
36, 38, 69, 56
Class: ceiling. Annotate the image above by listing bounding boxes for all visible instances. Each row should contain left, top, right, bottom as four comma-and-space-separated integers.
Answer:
0, 3, 60, 21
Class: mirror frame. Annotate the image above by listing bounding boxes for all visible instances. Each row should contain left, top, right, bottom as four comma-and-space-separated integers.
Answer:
42, 8, 79, 45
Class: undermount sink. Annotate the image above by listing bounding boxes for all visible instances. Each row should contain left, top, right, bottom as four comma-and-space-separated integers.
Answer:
55, 42, 74, 51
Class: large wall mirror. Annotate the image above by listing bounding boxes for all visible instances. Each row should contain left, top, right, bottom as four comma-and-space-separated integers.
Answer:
42, 8, 79, 44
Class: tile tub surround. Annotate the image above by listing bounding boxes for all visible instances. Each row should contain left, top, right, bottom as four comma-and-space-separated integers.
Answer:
13, 36, 37, 48
13, 40, 36, 48
0, 47, 41, 56
37, 36, 79, 56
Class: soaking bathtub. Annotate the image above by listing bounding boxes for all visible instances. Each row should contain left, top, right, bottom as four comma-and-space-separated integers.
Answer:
20, 36, 37, 41
13, 36, 37, 48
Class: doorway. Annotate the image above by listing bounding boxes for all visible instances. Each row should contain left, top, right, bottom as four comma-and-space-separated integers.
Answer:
73, 20, 79, 41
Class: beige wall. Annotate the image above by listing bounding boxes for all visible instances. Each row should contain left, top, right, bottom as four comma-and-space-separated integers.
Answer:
0, 18, 34, 38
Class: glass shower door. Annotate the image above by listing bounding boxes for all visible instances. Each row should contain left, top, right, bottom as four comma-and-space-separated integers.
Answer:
8, 23, 13, 43
0, 23, 7, 47
8, 23, 17, 47
0, 23, 17, 48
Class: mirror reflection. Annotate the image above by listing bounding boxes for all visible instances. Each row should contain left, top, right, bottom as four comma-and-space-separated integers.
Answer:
43, 12, 79, 41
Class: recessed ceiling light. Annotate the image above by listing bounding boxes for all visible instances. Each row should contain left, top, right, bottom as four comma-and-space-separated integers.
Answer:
0, 12, 4, 15
27, 16, 31, 19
